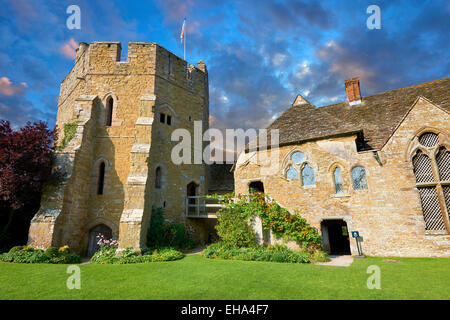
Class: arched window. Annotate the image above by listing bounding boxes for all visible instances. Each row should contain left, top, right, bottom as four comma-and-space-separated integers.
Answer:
302, 163, 315, 186
155, 167, 161, 189
97, 162, 105, 195
105, 96, 113, 126
286, 165, 299, 180
412, 137, 450, 232
291, 152, 305, 164
351, 166, 368, 190
333, 167, 344, 194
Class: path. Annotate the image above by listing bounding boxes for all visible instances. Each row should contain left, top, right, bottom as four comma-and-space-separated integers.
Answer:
314, 255, 354, 267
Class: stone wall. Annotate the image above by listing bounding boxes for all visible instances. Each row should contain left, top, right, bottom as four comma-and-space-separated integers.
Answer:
235, 97, 450, 257
29, 42, 210, 254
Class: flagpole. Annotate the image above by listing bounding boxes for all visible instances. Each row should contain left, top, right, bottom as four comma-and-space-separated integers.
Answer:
184, 19, 186, 61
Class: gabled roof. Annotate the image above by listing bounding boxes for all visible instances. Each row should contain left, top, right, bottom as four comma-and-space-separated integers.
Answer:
267, 77, 450, 150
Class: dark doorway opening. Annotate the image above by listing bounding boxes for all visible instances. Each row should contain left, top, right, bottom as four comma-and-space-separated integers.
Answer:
249, 181, 264, 193
321, 219, 351, 255
187, 182, 198, 214
87, 224, 112, 258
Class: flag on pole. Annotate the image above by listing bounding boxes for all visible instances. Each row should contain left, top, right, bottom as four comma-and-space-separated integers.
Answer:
180, 18, 186, 43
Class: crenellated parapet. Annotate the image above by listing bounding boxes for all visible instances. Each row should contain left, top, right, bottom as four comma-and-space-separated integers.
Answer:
62, 42, 208, 96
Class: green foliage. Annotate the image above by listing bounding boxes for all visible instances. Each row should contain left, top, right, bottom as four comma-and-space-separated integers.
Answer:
215, 193, 322, 250
146, 207, 197, 249
202, 242, 309, 263
307, 250, 329, 263
56, 121, 80, 151
9, 246, 23, 253
0, 246, 80, 264
44, 247, 59, 259
91, 246, 184, 264
90, 245, 118, 264
214, 194, 257, 248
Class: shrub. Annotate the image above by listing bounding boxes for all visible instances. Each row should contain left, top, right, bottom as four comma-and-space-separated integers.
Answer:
146, 207, 197, 249
9, 246, 23, 253
214, 194, 257, 248
58, 245, 71, 254
0, 246, 80, 264
44, 247, 60, 258
91, 246, 184, 264
202, 242, 310, 264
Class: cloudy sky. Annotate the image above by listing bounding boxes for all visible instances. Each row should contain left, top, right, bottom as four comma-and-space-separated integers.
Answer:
0, 0, 449, 131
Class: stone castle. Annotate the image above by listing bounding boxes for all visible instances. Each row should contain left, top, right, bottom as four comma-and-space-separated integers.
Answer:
28, 41, 450, 257
27, 42, 217, 256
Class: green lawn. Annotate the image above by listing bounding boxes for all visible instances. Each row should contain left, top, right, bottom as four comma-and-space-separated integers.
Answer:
0, 254, 448, 300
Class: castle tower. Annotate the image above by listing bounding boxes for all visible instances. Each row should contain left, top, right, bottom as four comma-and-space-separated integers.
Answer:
27, 42, 210, 254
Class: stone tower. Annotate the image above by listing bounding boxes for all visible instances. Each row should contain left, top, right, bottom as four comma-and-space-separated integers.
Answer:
27, 42, 210, 255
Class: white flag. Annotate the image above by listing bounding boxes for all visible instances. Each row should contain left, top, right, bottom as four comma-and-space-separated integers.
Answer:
180, 18, 186, 43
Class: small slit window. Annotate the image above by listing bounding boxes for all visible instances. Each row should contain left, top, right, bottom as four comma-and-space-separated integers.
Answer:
97, 162, 105, 195
155, 167, 162, 189
167, 115, 172, 126
160, 113, 166, 124
105, 97, 113, 126
352, 166, 368, 190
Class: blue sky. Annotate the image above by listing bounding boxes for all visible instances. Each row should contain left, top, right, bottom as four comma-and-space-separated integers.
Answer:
0, 0, 449, 130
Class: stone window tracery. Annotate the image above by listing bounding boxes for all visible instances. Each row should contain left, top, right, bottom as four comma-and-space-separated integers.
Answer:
283, 151, 316, 186
412, 132, 450, 232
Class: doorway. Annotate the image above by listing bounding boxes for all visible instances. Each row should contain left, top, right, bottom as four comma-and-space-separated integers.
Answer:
249, 181, 264, 193
321, 220, 351, 255
87, 224, 112, 257
187, 182, 198, 215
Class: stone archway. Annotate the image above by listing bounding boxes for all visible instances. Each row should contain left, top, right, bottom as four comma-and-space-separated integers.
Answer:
87, 224, 112, 258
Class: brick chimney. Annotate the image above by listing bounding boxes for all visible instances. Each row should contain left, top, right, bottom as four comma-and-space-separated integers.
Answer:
345, 77, 361, 105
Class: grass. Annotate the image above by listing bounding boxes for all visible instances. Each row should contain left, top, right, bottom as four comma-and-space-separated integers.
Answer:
0, 255, 448, 300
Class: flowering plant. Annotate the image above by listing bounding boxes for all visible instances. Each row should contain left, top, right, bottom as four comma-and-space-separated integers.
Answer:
96, 234, 119, 249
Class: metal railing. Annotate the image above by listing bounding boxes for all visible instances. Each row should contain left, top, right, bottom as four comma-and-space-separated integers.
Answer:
185, 196, 223, 218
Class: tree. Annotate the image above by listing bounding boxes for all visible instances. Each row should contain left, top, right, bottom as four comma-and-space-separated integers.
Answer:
0, 120, 57, 250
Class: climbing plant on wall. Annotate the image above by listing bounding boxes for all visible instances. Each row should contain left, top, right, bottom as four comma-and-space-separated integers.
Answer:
213, 193, 322, 250
56, 121, 80, 151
